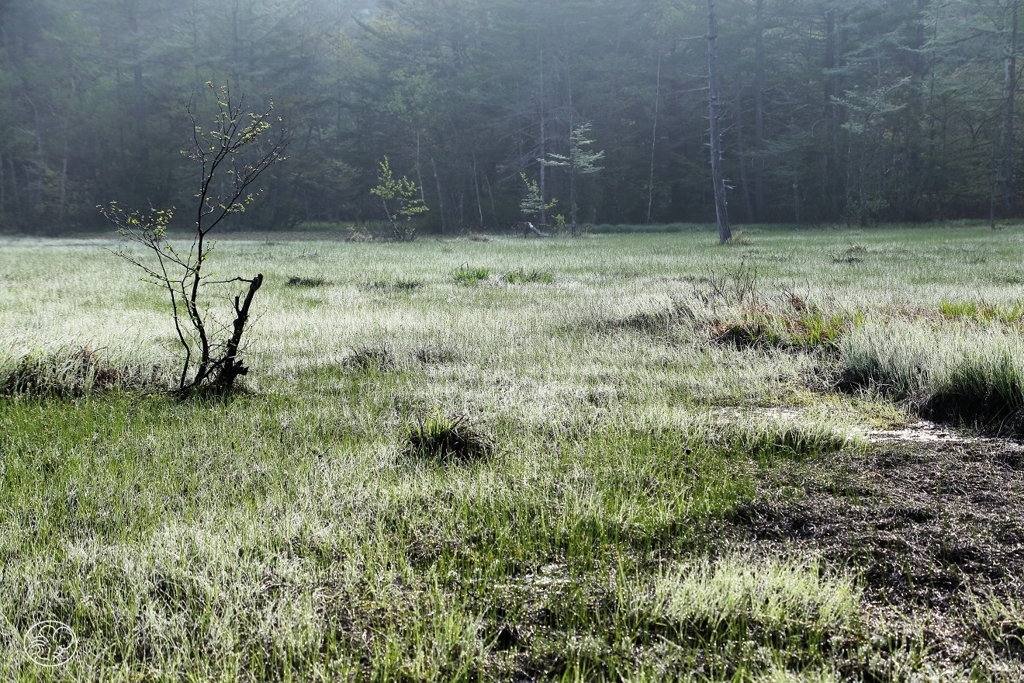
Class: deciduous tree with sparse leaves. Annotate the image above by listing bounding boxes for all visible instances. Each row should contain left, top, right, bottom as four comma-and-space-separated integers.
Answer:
103, 84, 288, 394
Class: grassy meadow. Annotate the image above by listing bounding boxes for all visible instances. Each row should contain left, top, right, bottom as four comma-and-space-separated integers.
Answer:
1, 224, 1024, 681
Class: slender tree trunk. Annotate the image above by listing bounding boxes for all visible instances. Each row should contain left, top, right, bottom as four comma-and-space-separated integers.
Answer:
706, 0, 731, 243
22, 93, 44, 216
415, 132, 426, 204
458, 187, 465, 229
539, 49, 548, 227
126, 0, 148, 192
736, 89, 754, 222
58, 155, 68, 223
646, 54, 661, 225
7, 157, 19, 215
473, 153, 484, 229
431, 157, 446, 234
569, 163, 578, 233
230, 0, 241, 79
923, 4, 939, 217
858, 114, 870, 226
483, 170, 496, 225
1001, 2, 1018, 217
793, 172, 801, 223
567, 65, 578, 235
824, 7, 842, 221
753, 0, 766, 221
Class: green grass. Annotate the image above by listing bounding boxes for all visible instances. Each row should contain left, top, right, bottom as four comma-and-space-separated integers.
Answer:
838, 321, 1024, 427
502, 267, 554, 284
939, 298, 1024, 324
647, 555, 863, 661
404, 410, 494, 463
588, 222, 707, 234
452, 264, 492, 285
1, 224, 1023, 680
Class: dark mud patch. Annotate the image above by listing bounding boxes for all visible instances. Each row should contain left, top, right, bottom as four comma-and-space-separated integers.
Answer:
724, 437, 1024, 677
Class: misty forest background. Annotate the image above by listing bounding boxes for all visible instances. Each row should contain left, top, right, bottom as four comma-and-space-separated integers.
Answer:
1, 0, 1022, 235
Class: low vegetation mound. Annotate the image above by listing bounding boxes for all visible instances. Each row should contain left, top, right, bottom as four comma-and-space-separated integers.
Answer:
1, 345, 156, 396
405, 412, 493, 464
285, 275, 328, 287
503, 268, 554, 284
452, 264, 491, 285
837, 323, 1024, 436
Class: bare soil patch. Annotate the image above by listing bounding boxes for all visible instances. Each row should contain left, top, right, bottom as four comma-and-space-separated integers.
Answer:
725, 432, 1024, 676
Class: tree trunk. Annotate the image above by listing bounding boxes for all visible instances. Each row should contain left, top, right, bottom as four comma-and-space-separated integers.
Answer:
126, 0, 149, 190
923, 1, 940, 218
736, 89, 754, 222
1001, 2, 1019, 217
431, 157, 446, 234
8, 157, 19, 215
483, 170, 496, 225
473, 153, 484, 229
646, 54, 661, 225
57, 155, 68, 223
824, 7, 842, 221
214, 273, 263, 392
415, 132, 426, 204
793, 173, 801, 223
540, 49, 548, 229
567, 124, 578, 234
539, 49, 548, 227
707, 0, 732, 243
753, 0, 766, 221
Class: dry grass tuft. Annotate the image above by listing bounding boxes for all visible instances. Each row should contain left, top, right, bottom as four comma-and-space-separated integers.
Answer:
1, 344, 156, 396
404, 411, 493, 464
285, 275, 328, 287
344, 345, 394, 371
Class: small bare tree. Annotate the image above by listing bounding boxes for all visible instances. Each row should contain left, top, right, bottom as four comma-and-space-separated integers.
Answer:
103, 84, 288, 394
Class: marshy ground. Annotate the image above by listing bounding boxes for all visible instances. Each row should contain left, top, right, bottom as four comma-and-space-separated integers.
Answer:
1, 224, 1023, 680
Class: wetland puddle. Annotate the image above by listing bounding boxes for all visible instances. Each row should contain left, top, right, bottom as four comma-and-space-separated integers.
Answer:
863, 419, 1024, 446
716, 404, 1024, 450
861, 420, 1024, 467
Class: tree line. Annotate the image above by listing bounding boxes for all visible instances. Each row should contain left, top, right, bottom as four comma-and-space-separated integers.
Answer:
0, 0, 1021, 234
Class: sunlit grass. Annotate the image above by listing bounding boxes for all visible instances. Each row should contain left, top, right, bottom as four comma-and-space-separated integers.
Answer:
647, 554, 862, 660
2, 225, 1023, 679
839, 320, 1024, 427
